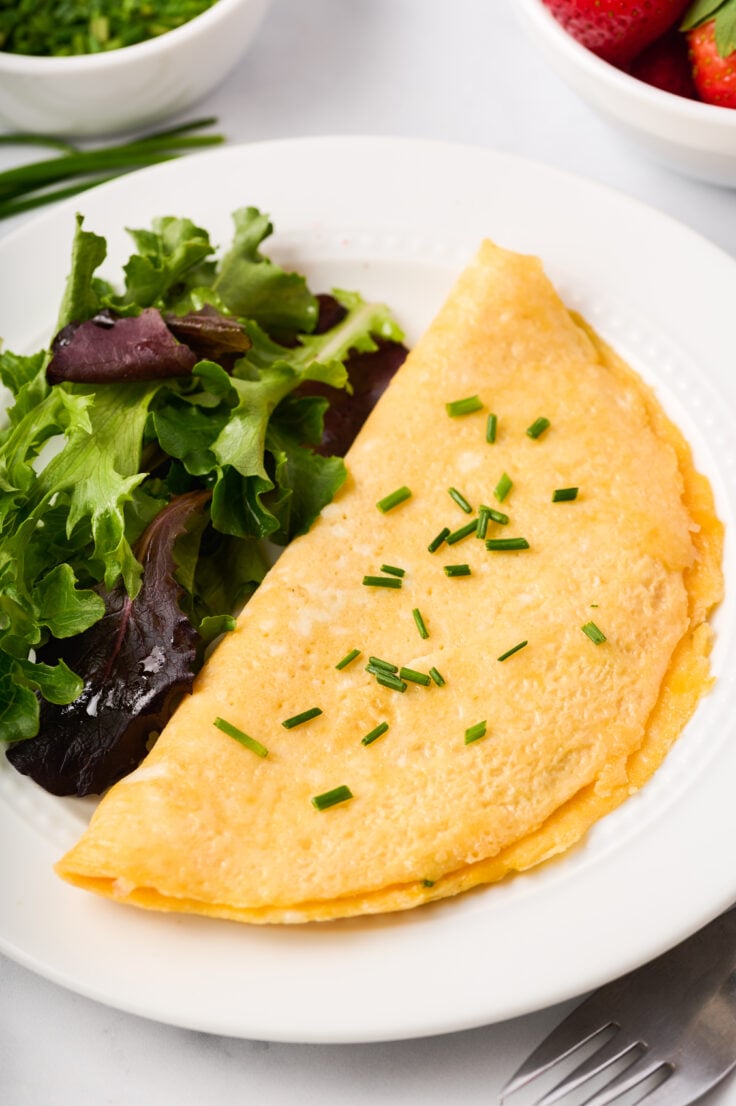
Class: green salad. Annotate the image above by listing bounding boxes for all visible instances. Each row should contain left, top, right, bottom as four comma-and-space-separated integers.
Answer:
0, 206, 405, 795
0, 0, 218, 56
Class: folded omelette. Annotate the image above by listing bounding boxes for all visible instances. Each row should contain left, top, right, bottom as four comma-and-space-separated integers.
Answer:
57, 241, 723, 923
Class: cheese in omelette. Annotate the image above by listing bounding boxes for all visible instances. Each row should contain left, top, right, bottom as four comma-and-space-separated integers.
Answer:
56, 241, 723, 923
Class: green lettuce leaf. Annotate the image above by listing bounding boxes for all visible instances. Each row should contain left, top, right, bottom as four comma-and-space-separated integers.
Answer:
119, 217, 216, 308
212, 207, 319, 338
55, 214, 107, 330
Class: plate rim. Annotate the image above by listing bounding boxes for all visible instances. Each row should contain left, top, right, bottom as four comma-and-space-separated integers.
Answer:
1, 135, 735, 1043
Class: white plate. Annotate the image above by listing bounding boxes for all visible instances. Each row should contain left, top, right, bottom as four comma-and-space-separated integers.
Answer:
1, 137, 735, 1044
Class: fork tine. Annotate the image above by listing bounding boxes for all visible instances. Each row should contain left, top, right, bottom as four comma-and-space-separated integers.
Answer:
537, 1038, 645, 1106
500, 1011, 615, 1100
578, 1060, 671, 1106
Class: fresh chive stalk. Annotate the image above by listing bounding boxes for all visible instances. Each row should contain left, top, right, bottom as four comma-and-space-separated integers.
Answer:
0, 134, 78, 154
362, 722, 390, 746
482, 506, 509, 525
0, 175, 120, 220
368, 657, 398, 672
214, 717, 268, 759
464, 721, 487, 745
429, 666, 446, 686
399, 667, 432, 686
493, 473, 513, 502
428, 527, 451, 553
477, 507, 490, 540
448, 487, 473, 514
412, 607, 429, 640
446, 395, 484, 417
485, 537, 530, 551
553, 487, 579, 502
312, 785, 354, 811
526, 417, 551, 439
486, 413, 498, 443
582, 621, 607, 645
362, 575, 402, 589
336, 648, 361, 671
446, 519, 479, 545
497, 640, 528, 662
380, 564, 406, 577
282, 707, 323, 729
0, 118, 224, 218
444, 564, 472, 577
376, 486, 412, 513
376, 672, 408, 692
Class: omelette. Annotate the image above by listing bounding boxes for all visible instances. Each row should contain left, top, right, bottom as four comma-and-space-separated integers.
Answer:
56, 241, 723, 923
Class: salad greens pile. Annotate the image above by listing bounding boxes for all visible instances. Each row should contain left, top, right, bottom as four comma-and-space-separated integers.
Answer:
0, 0, 218, 56
0, 206, 404, 795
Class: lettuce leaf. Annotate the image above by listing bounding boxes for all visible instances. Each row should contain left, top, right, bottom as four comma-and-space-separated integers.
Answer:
0, 207, 406, 793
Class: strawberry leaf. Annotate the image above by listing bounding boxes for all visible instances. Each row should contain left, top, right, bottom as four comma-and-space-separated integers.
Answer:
681, 0, 727, 30
714, 0, 736, 54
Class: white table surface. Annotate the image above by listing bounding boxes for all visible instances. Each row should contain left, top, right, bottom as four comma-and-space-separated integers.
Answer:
2, 2, 736, 1103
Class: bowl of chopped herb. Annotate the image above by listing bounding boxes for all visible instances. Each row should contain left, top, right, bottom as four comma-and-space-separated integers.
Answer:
0, 0, 273, 136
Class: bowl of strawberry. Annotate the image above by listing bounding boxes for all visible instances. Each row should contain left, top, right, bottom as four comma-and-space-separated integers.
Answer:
518, 0, 736, 185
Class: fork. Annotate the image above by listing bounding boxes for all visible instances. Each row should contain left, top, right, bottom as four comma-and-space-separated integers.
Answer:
501, 908, 736, 1106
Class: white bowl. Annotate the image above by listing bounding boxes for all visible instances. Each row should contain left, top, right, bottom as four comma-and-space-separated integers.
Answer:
0, 0, 272, 137
517, 0, 736, 187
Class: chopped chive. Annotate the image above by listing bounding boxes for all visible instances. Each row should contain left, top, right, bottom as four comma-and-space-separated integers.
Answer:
464, 721, 487, 745
429, 666, 446, 687
590, 603, 599, 608
368, 656, 398, 672
422, 879, 436, 888
497, 640, 528, 662
446, 394, 484, 417
363, 575, 402, 589
481, 505, 509, 525
486, 413, 498, 443
477, 507, 490, 540
444, 563, 472, 577
446, 518, 479, 545
485, 537, 530, 551
312, 785, 353, 811
380, 564, 406, 577
412, 607, 429, 640
362, 722, 389, 746
282, 707, 323, 729
494, 472, 513, 502
376, 672, 408, 692
526, 417, 551, 439
448, 487, 473, 514
582, 621, 607, 645
399, 667, 432, 686
214, 717, 269, 758
336, 648, 361, 671
428, 526, 451, 553
377, 486, 412, 513
553, 487, 579, 502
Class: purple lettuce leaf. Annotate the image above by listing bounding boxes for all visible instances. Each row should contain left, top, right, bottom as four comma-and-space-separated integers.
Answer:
296, 295, 408, 457
164, 305, 252, 362
7, 490, 211, 796
47, 308, 197, 385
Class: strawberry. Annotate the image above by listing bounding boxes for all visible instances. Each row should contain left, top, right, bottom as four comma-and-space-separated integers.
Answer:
542, 0, 691, 67
683, 0, 736, 107
630, 28, 698, 96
